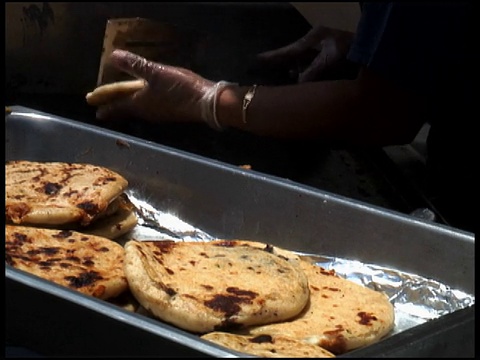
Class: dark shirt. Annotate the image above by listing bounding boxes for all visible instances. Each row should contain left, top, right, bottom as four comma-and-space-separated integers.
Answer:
347, 2, 475, 232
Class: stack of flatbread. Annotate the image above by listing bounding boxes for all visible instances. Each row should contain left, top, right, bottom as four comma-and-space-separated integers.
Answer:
5, 160, 138, 304
5, 160, 395, 357
5, 160, 138, 239
123, 239, 395, 357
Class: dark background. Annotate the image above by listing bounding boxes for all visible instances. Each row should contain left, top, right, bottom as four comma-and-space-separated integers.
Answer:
5, 4, 450, 356
5, 2, 426, 217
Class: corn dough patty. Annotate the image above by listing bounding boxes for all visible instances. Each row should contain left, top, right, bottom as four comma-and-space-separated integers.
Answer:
6, 225, 128, 300
124, 239, 310, 333
6, 160, 129, 227
201, 331, 336, 358
245, 260, 395, 355
85, 79, 145, 106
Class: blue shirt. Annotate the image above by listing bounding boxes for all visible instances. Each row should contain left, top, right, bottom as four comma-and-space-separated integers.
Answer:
347, 2, 475, 231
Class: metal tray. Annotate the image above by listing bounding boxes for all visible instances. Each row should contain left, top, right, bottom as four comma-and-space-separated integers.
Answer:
5, 106, 475, 357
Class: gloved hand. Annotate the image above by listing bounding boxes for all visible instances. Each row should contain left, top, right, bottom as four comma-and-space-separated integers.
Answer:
256, 24, 357, 83
92, 49, 232, 130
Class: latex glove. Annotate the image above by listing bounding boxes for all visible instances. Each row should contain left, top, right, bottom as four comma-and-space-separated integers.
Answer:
94, 49, 231, 130
256, 25, 356, 83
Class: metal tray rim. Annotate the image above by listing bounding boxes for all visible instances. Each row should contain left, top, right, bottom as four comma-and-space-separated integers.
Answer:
6, 105, 475, 357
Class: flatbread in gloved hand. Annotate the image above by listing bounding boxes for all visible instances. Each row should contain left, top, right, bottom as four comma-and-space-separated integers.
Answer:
85, 79, 145, 106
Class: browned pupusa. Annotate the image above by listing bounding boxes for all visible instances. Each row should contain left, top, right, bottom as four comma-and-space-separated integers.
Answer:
201, 332, 336, 358
5, 225, 128, 300
83, 193, 138, 239
245, 260, 395, 355
123, 239, 310, 333
5, 160, 129, 228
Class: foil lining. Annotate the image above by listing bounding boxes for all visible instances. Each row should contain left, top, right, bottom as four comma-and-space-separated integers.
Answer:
124, 190, 475, 335
298, 253, 475, 334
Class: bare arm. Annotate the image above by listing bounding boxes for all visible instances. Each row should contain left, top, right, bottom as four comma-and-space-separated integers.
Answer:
218, 66, 426, 146
89, 50, 426, 148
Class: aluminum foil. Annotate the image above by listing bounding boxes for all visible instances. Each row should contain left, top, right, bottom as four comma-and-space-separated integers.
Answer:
123, 190, 475, 335
125, 190, 215, 243
299, 253, 475, 334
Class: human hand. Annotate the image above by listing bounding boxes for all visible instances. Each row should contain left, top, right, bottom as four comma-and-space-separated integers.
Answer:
91, 49, 229, 129
256, 25, 356, 82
